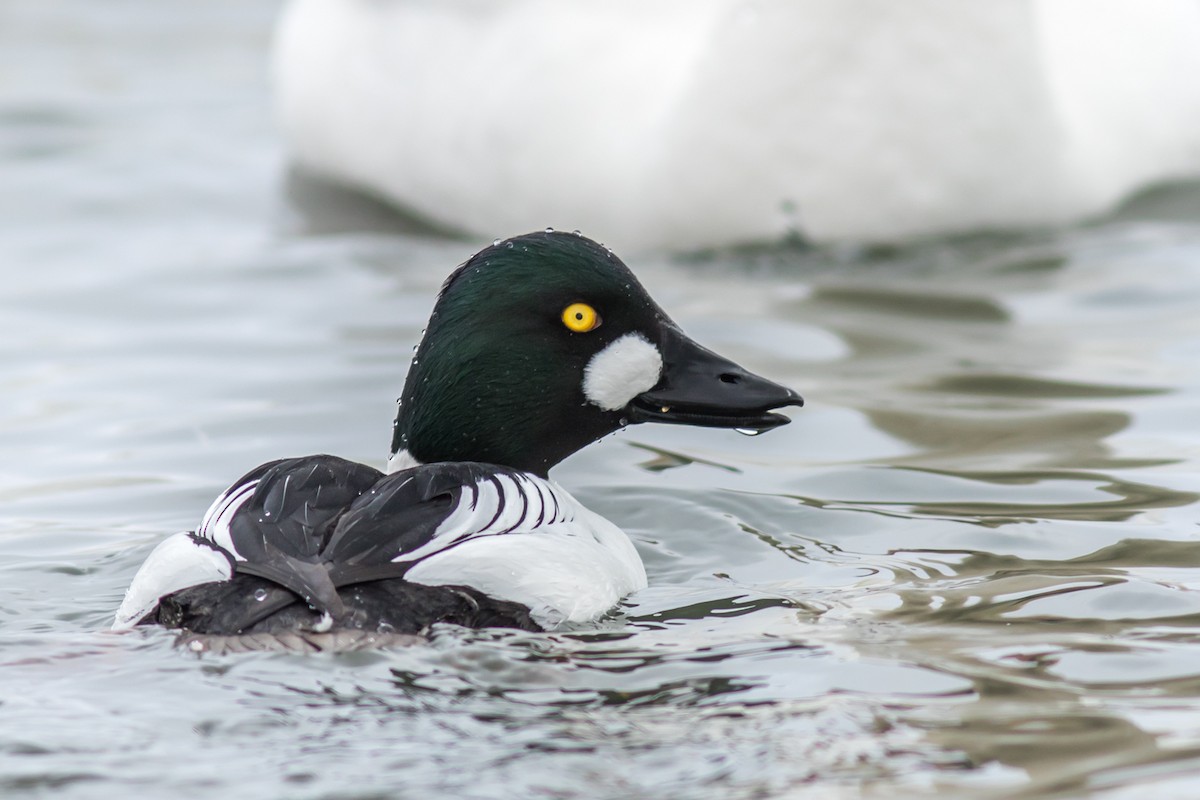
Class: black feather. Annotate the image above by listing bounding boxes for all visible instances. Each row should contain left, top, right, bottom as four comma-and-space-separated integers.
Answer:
322, 462, 505, 568
157, 457, 548, 635
158, 575, 539, 635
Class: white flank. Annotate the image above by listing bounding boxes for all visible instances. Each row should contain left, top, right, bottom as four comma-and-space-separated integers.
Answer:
582, 333, 662, 411
404, 479, 647, 629
112, 533, 233, 630
114, 473, 258, 630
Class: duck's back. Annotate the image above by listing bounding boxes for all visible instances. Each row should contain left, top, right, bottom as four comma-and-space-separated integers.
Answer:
113, 455, 646, 638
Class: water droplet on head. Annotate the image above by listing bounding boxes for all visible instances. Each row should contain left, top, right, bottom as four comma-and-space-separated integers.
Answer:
506, 242, 514, 249
253, 588, 268, 602
544, 226, 555, 234
618, 417, 628, 427
572, 229, 582, 236
377, 621, 395, 634
735, 427, 765, 437
493, 238, 502, 246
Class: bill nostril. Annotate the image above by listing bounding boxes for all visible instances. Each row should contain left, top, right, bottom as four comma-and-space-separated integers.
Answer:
719, 373, 740, 384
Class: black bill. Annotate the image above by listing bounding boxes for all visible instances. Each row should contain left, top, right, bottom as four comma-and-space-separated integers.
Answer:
626, 323, 803, 431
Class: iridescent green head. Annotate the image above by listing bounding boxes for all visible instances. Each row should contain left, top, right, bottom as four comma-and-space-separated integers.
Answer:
391, 232, 801, 476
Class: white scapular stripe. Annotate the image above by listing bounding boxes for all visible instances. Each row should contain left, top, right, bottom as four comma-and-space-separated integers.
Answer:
112, 533, 233, 630
196, 479, 258, 560
582, 333, 662, 411
391, 472, 572, 565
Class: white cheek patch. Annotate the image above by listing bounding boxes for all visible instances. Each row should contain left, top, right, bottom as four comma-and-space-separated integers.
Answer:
582, 333, 663, 411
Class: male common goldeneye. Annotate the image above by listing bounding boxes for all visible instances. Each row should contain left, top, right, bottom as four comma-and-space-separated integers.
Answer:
113, 232, 801, 650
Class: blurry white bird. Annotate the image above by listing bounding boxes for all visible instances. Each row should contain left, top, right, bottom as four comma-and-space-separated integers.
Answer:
273, 0, 1200, 251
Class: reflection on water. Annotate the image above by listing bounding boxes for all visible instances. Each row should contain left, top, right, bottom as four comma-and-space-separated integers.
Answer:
788, 466, 1200, 523
3, 2, 1200, 798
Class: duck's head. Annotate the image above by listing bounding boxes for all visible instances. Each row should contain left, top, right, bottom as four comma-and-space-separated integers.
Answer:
390, 232, 803, 476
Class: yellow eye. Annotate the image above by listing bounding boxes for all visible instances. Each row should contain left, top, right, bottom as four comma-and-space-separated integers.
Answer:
561, 302, 601, 333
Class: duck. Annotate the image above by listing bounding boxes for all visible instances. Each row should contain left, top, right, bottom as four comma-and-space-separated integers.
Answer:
273, 0, 1200, 251
112, 232, 802, 650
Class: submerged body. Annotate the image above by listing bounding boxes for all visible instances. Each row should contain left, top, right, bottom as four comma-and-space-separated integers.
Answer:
114, 232, 800, 646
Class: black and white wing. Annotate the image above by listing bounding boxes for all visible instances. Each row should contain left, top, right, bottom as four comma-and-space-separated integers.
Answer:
321, 461, 574, 584
112, 455, 382, 630
114, 458, 595, 636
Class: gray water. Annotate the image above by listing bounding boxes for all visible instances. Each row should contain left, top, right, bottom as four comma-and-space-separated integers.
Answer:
4, 3, 1200, 798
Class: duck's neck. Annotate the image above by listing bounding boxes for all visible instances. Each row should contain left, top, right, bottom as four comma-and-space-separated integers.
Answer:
385, 445, 421, 473
388, 352, 620, 478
